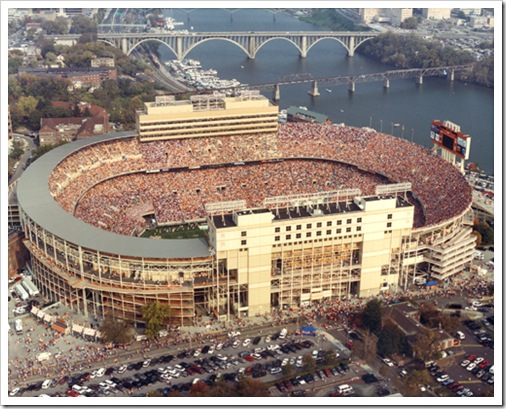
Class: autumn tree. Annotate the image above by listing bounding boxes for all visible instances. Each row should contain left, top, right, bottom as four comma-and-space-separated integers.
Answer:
411, 328, 440, 362
142, 301, 171, 339
99, 315, 134, 345
234, 378, 270, 397
404, 369, 431, 395
282, 363, 295, 377
321, 349, 339, 366
189, 381, 209, 397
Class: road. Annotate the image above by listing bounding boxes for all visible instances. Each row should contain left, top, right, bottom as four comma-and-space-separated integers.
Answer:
9, 133, 36, 183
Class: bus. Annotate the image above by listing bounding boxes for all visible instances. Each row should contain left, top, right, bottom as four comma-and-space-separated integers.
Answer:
15, 319, 23, 335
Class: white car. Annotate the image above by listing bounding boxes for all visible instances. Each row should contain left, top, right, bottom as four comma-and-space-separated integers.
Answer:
460, 360, 470, 367
466, 363, 477, 371
270, 367, 282, 375
419, 384, 427, 392
472, 301, 483, 307
41, 379, 52, 389
228, 331, 241, 338
143, 359, 151, 367
265, 336, 271, 343
474, 357, 484, 364
216, 343, 223, 351
281, 358, 289, 366
382, 358, 394, 367
232, 340, 240, 349
158, 367, 169, 374
242, 339, 251, 347
436, 374, 449, 382
9, 388, 20, 396
193, 349, 201, 357
296, 376, 306, 385
118, 365, 127, 374
267, 344, 279, 351
95, 367, 106, 378
217, 354, 227, 361
105, 379, 116, 387
208, 345, 215, 354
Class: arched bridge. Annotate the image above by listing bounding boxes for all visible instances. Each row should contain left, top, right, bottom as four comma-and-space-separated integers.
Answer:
97, 31, 379, 59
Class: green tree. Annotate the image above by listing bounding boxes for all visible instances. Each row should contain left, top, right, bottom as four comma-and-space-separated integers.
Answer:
401, 17, 418, 29
41, 17, 68, 34
142, 301, 171, 339
361, 298, 382, 334
16, 95, 41, 129
70, 15, 98, 34
9, 139, 24, 160
302, 353, 317, 373
99, 315, 134, 345
377, 321, 410, 356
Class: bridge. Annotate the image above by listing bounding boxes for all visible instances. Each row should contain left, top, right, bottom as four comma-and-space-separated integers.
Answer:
186, 64, 474, 100
96, 31, 379, 59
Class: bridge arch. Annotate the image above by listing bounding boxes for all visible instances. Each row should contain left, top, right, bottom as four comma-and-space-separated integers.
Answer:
127, 38, 177, 58
97, 39, 117, 49
182, 38, 250, 60
254, 37, 303, 59
305, 37, 351, 57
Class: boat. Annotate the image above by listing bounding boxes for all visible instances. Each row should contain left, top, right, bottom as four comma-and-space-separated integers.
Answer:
393, 123, 401, 127
339, 109, 344, 113
299, 106, 308, 110
326, 89, 332, 93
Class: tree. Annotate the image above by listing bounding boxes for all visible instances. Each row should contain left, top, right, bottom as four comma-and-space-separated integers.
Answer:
69, 15, 98, 34
302, 353, 317, 373
404, 369, 431, 395
473, 221, 494, 244
411, 328, 440, 362
401, 17, 418, 29
189, 381, 209, 397
354, 329, 377, 361
377, 321, 410, 356
471, 230, 482, 247
142, 301, 171, 339
99, 315, 134, 345
321, 349, 338, 366
16, 95, 41, 129
361, 298, 382, 334
281, 363, 295, 377
234, 378, 269, 397
146, 389, 162, 397
9, 139, 24, 160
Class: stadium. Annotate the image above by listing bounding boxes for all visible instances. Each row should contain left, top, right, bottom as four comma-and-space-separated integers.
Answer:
16, 95, 476, 325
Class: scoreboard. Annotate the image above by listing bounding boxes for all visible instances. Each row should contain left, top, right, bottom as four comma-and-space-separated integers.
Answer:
430, 120, 470, 160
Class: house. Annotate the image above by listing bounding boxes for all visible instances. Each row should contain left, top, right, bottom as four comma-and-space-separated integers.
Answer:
286, 106, 332, 124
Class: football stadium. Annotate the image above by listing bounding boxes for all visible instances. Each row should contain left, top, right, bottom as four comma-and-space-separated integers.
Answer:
16, 94, 475, 325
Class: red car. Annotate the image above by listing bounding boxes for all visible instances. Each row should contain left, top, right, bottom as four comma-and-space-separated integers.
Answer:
324, 368, 332, 378
66, 390, 79, 397
467, 354, 477, 362
244, 355, 255, 362
478, 360, 489, 369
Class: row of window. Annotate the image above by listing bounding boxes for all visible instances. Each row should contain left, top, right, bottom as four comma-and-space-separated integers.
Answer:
274, 226, 362, 242
274, 217, 365, 233
272, 235, 362, 247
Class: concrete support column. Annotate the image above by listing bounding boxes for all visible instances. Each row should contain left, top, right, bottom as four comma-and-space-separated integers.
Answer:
308, 81, 320, 97
121, 38, 128, 55
300, 35, 307, 58
347, 36, 355, 57
448, 70, 455, 81
348, 81, 355, 93
177, 37, 183, 60
384, 78, 390, 89
248, 36, 256, 59
273, 84, 280, 101
416, 76, 423, 85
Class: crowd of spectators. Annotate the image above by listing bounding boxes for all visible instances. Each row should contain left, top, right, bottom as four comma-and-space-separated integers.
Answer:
48, 123, 472, 236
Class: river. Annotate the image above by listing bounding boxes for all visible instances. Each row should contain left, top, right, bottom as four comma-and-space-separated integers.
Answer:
158, 9, 494, 175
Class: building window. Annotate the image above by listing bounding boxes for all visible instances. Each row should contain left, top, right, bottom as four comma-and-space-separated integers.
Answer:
286, 226, 292, 232
241, 231, 247, 237
326, 230, 331, 235
357, 217, 362, 223
275, 236, 280, 242
296, 233, 301, 239
387, 222, 392, 228
346, 227, 351, 233
296, 225, 301, 230
337, 220, 342, 225
356, 226, 362, 232
286, 235, 291, 240
306, 232, 311, 238
316, 231, 322, 236
347, 219, 352, 224
387, 214, 393, 219
317, 222, 322, 228
306, 223, 312, 229
275, 227, 280, 233
241, 240, 247, 245
337, 229, 341, 234
327, 221, 332, 227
